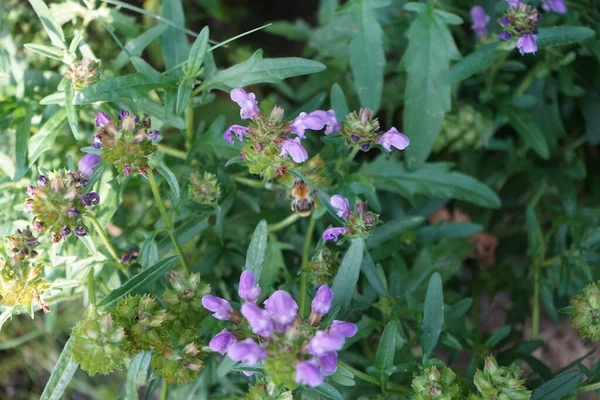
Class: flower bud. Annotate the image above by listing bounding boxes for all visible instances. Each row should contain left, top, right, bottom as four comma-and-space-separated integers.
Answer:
188, 172, 221, 205
412, 366, 462, 400
473, 356, 530, 399
571, 281, 600, 341
310, 285, 333, 318
202, 295, 233, 320
295, 360, 324, 387
241, 302, 274, 337
238, 270, 261, 303
328, 320, 358, 338
209, 329, 237, 355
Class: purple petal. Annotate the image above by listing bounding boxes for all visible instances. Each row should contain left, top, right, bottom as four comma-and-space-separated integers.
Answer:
223, 125, 249, 144
322, 227, 348, 242
239, 270, 261, 303
230, 88, 260, 120
379, 127, 410, 152
227, 338, 266, 365
330, 195, 350, 218
241, 302, 274, 337
499, 17, 510, 26
209, 329, 237, 355
311, 285, 333, 316
470, 6, 490, 37
279, 137, 308, 163
306, 331, 344, 356
78, 154, 101, 177
146, 130, 160, 141
291, 110, 340, 138
264, 290, 298, 331
507, 0, 521, 7
318, 352, 338, 376
295, 360, 324, 387
202, 295, 233, 320
542, 0, 567, 13
498, 31, 512, 40
517, 34, 538, 55
329, 320, 358, 338
95, 112, 111, 128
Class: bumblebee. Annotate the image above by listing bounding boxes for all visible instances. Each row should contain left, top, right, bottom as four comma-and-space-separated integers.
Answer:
290, 180, 315, 217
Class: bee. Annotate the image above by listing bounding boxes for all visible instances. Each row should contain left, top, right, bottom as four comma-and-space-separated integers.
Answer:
290, 179, 315, 217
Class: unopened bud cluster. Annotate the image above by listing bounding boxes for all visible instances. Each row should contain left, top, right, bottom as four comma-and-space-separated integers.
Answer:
340, 108, 409, 153
473, 356, 531, 399
435, 105, 492, 153
411, 366, 462, 400
188, 172, 220, 205
307, 247, 336, 287
322, 194, 380, 242
66, 58, 100, 90
571, 281, 600, 341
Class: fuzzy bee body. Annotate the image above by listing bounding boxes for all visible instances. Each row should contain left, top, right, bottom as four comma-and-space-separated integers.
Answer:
290, 180, 315, 217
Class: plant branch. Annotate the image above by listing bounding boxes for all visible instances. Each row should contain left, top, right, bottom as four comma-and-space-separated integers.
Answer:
299, 217, 316, 316
268, 213, 300, 233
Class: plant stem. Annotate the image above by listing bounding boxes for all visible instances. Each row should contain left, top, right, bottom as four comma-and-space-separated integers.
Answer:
147, 168, 191, 275
268, 213, 300, 233
87, 269, 96, 306
515, 62, 548, 96
161, 379, 168, 400
156, 144, 187, 160
532, 261, 540, 339
299, 217, 316, 316
337, 361, 410, 394
86, 215, 122, 265
578, 381, 600, 393
233, 176, 266, 188
345, 147, 360, 164
186, 98, 194, 150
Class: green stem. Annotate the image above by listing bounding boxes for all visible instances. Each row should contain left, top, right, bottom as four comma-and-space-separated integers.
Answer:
299, 217, 316, 317
161, 379, 168, 400
532, 261, 540, 339
233, 176, 266, 188
268, 213, 300, 233
186, 98, 194, 150
345, 147, 360, 164
87, 269, 96, 306
86, 215, 128, 276
541, 249, 580, 267
528, 178, 548, 208
147, 169, 191, 275
156, 144, 187, 160
337, 361, 410, 394
515, 62, 548, 96
578, 381, 600, 393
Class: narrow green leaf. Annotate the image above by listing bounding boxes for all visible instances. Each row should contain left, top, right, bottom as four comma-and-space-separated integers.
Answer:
416, 223, 483, 244
24, 43, 64, 61
113, 24, 168, 70
368, 321, 399, 385
331, 239, 365, 309
40, 338, 79, 400
28, 0, 66, 48
0, 306, 15, 331
152, 159, 180, 198
485, 325, 511, 347
361, 249, 388, 297
245, 220, 269, 280
309, 383, 345, 400
537, 26, 596, 49
160, 0, 190, 70
350, 0, 385, 111
98, 255, 179, 308
506, 106, 550, 159
125, 351, 152, 400
201, 49, 325, 91
366, 216, 424, 248
63, 78, 81, 140
318, 0, 340, 25
445, 42, 505, 83
40, 92, 65, 105
28, 109, 68, 167
74, 73, 175, 105
421, 272, 444, 359
330, 83, 349, 122
531, 370, 582, 400
130, 56, 162, 80
175, 78, 193, 116
185, 26, 210, 77
68, 30, 83, 55
526, 206, 545, 260
14, 105, 33, 181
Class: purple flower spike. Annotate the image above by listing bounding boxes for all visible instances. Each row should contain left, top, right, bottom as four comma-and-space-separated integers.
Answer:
322, 227, 348, 242
542, 0, 567, 13
239, 270, 261, 303
498, 31, 512, 40
379, 127, 410, 152
230, 88, 260, 120
517, 34, 538, 55
318, 352, 338, 376
202, 295, 233, 320
311, 285, 333, 316
279, 138, 308, 163
95, 112, 111, 128
291, 110, 340, 138
295, 360, 324, 387
146, 130, 160, 141
227, 338, 266, 365
306, 331, 344, 356
78, 154, 101, 177
330, 195, 350, 219
264, 290, 298, 331
507, 0, 521, 7
329, 320, 358, 338
223, 125, 249, 144
470, 6, 490, 37
241, 302, 274, 337
209, 329, 237, 355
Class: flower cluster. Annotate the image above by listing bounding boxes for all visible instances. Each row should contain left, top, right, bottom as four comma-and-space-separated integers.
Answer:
0, 227, 49, 314
411, 366, 463, 400
188, 171, 221, 205
434, 105, 493, 153
339, 108, 410, 154
71, 272, 210, 383
306, 247, 336, 287
498, 0, 541, 55
570, 281, 600, 341
470, 7, 490, 38
223, 88, 340, 180
65, 58, 100, 91
322, 195, 380, 242
473, 356, 531, 399
24, 170, 99, 242
92, 110, 160, 176
202, 270, 357, 390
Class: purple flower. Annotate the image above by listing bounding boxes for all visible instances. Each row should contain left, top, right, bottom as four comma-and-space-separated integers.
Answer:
60, 226, 71, 237
146, 130, 160, 141
123, 164, 133, 176
330, 195, 350, 219
318, 352, 338, 376
264, 290, 298, 331
295, 360, 324, 387
279, 138, 308, 163
95, 112, 111, 128
74, 222, 87, 237
470, 6, 490, 37
542, 0, 567, 13
306, 331, 344, 356
87, 192, 100, 206
67, 207, 80, 218
37, 175, 47, 186
361, 144, 370, 151
322, 227, 348, 242
379, 127, 410, 152
499, 16, 510, 26
507, 0, 521, 7
209, 329, 237, 355
498, 31, 512, 40
223, 125, 249, 144
230, 88, 260, 120
517, 34, 538, 55
311, 285, 333, 316
227, 338, 266, 365
92, 135, 102, 149
238, 270, 261, 303
78, 154, 101, 177
291, 110, 340, 138
329, 320, 358, 338
119, 110, 130, 120
202, 295, 233, 320
241, 302, 274, 337
26, 185, 36, 196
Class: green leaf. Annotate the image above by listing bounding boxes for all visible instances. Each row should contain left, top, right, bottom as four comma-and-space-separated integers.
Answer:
537, 27, 596, 49
445, 42, 505, 83
152, 159, 180, 199
421, 272, 444, 360
68, 30, 83, 55
113, 24, 168, 70
416, 223, 483, 244
130, 56, 163, 80
402, 6, 461, 169
526, 206, 545, 260
185, 26, 210, 78
175, 78, 193, 116
350, 0, 385, 112
125, 351, 152, 400
74, 73, 175, 105
485, 325, 511, 347
318, 0, 340, 25
40, 92, 65, 105
0, 306, 15, 331
244, 220, 268, 280
531, 370, 582, 400
28, 109, 68, 167
160, 0, 190, 70
331, 239, 365, 309
361, 157, 501, 208
505, 105, 550, 159
23, 43, 64, 61
14, 105, 33, 181
200, 49, 326, 91
366, 215, 424, 248
40, 338, 78, 400
63, 78, 81, 140
367, 321, 399, 385
361, 249, 388, 297
330, 83, 349, 122
309, 383, 345, 400
28, 0, 66, 48
97, 255, 179, 308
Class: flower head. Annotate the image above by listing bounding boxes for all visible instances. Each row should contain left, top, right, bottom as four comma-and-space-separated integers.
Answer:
264, 290, 298, 331
330, 195, 350, 218
412, 366, 462, 400
239, 270, 261, 303
571, 281, 600, 341
311, 285, 333, 316
295, 360, 324, 387
379, 127, 410, 151
471, 6, 490, 37
322, 227, 348, 242
279, 138, 308, 163
228, 338, 267, 365
241, 302, 274, 337
223, 125, 249, 144
202, 295, 233, 320
291, 110, 340, 138
78, 153, 101, 178
473, 356, 531, 399
230, 88, 260, 120
209, 329, 238, 355
517, 34, 537, 55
